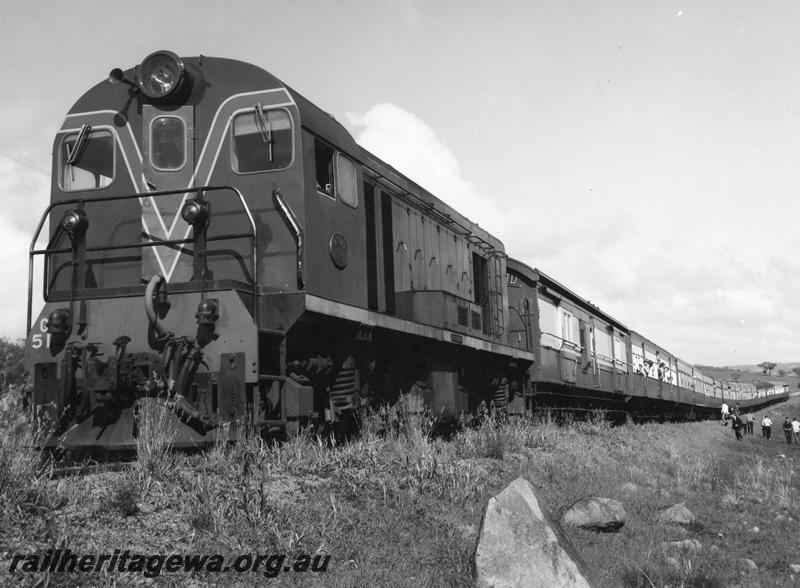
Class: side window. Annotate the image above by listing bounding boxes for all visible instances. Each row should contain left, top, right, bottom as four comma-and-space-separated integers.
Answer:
232, 107, 293, 173
561, 311, 576, 345
614, 335, 627, 366
335, 153, 358, 208
150, 116, 186, 171
314, 138, 335, 198
59, 128, 115, 191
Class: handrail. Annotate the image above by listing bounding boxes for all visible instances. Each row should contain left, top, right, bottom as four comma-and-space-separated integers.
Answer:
27, 185, 258, 334
272, 187, 304, 289
507, 305, 529, 350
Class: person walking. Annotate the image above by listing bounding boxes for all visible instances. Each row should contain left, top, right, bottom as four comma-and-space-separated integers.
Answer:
783, 417, 793, 445
792, 417, 800, 445
721, 402, 730, 426
761, 415, 772, 440
732, 413, 744, 441
746, 413, 755, 435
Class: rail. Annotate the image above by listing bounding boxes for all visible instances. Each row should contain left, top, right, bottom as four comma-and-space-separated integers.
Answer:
27, 186, 258, 334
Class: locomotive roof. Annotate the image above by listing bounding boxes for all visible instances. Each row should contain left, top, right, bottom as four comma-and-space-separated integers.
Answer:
68, 54, 504, 254
288, 85, 504, 252
286, 81, 503, 253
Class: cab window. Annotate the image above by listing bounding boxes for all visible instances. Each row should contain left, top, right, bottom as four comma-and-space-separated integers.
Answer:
335, 152, 358, 208
314, 138, 335, 198
59, 129, 115, 191
232, 107, 293, 173
150, 116, 186, 171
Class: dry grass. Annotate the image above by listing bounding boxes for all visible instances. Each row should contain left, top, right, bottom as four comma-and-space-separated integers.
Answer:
0, 385, 53, 516
733, 455, 794, 506
2, 390, 799, 587
134, 398, 178, 486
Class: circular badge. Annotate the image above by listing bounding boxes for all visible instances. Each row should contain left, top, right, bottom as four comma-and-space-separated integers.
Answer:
329, 233, 348, 269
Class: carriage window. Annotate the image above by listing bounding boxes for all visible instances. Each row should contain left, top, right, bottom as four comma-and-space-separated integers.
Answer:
335, 153, 358, 208
561, 311, 577, 345
232, 108, 292, 173
314, 138, 335, 198
59, 129, 114, 191
150, 116, 186, 171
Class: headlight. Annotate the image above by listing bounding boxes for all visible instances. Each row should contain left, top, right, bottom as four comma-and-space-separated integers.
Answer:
138, 50, 185, 99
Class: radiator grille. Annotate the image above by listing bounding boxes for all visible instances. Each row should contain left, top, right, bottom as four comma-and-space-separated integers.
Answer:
457, 305, 468, 326
329, 367, 358, 414
471, 310, 482, 331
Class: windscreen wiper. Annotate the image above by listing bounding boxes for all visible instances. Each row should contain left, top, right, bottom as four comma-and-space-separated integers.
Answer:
254, 103, 273, 163
66, 124, 91, 165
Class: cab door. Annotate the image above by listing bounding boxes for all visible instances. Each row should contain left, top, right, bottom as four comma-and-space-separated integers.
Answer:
302, 134, 366, 308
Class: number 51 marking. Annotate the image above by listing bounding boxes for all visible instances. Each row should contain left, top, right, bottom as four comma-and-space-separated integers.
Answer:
31, 318, 52, 349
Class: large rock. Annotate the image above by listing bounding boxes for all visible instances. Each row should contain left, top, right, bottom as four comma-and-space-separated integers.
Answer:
474, 477, 591, 588
655, 502, 695, 526
561, 498, 626, 532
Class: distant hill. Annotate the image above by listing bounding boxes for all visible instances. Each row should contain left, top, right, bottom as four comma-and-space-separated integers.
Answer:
709, 363, 800, 375
696, 364, 800, 388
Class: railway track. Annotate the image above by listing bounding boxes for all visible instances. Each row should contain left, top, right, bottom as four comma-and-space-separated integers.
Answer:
48, 457, 136, 479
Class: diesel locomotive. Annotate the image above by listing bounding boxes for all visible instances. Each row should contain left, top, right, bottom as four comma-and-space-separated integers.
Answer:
23, 51, 787, 449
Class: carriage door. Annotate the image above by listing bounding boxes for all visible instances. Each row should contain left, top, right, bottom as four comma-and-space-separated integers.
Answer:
613, 331, 628, 393
141, 105, 195, 282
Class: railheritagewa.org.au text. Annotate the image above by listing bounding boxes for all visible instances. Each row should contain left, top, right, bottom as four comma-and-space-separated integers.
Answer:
7, 549, 330, 578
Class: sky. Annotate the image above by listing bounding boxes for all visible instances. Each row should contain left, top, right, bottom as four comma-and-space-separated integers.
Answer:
1, 0, 799, 366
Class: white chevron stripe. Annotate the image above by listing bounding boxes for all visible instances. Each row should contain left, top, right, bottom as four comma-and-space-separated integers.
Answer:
63, 88, 296, 282
60, 114, 170, 278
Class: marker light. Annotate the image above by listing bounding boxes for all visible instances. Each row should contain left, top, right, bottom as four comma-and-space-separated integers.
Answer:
181, 199, 210, 227
46, 308, 71, 335
195, 299, 220, 326
138, 50, 185, 99
61, 209, 89, 238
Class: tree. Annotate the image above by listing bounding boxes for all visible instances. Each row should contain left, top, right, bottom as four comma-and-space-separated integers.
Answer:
0, 337, 25, 389
758, 361, 777, 376
792, 367, 800, 378
778, 369, 787, 377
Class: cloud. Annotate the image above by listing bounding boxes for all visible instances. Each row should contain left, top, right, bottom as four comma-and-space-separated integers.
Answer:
345, 103, 506, 235
507, 202, 800, 366
0, 158, 50, 233
0, 158, 49, 340
342, 103, 800, 365
0, 213, 43, 341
